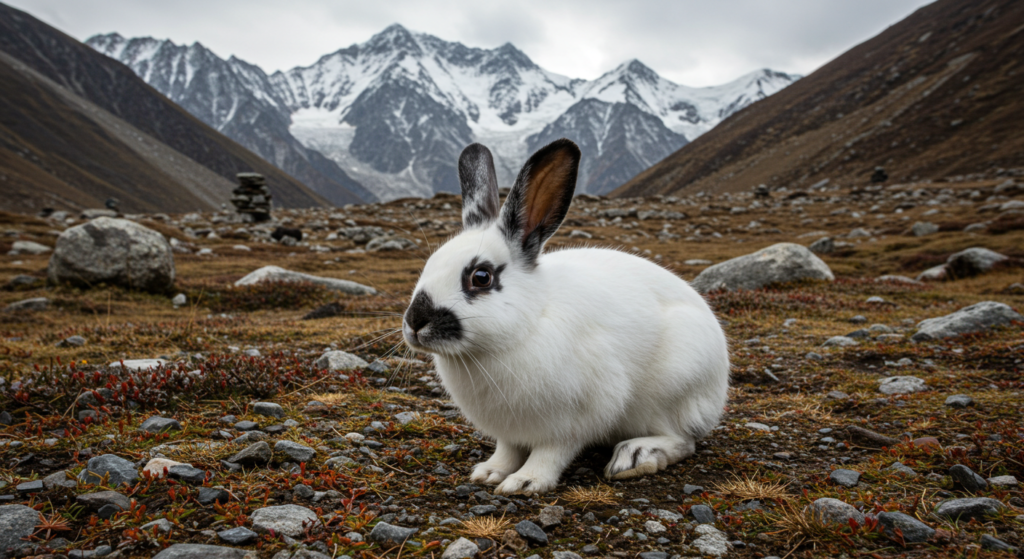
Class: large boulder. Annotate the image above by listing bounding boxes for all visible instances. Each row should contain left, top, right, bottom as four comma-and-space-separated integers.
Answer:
691, 243, 834, 293
47, 217, 174, 292
945, 247, 1008, 278
235, 266, 375, 295
912, 301, 1023, 342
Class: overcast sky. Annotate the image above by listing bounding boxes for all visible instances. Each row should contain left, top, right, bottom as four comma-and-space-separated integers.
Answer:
10, 0, 934, 86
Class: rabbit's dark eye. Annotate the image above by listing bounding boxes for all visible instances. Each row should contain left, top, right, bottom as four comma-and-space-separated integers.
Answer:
471, 268, 493, 288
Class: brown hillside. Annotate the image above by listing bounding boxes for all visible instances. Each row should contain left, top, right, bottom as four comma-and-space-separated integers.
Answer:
615, 0, 1024, 197
0, 2, 332, 211
0, 51, 236, 213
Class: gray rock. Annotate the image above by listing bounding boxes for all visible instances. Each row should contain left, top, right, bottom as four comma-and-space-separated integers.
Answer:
168, 465, 207, 484
683, 484, 704, 495
691, 524, 730, 557
442, 537, 480, 559
235, 266, 375, 295
638, 553, 669, 559
324, 456, 357, 470
48, 218, 175, 292
877, 275, 923, 285
368, 521, 418, 545
806, 498, 864, 525
9, 240, 51, 255
227, 442, 272, 466
0, 504, 40, 558
15, 480, 42, 493
949, 465, 988, 491
644, 520, 666, 533
538, 505, 564, 528
293, 484, 314, 499
232, 431, 267, 444
394, 411, 420, 425
366, 236, 417, 252
42, 470, 77, 490
270, 551, 331, 559
56, 335, 87, 347
80, 209, 118, 219
910, 221, 938, 236
878, 376, 926, 395
981, 534, 1017, 552
822, 336, 858, 348
885, 462, 916, 477
945, 247, 1008, 278
109, 358, 167, 371
315, 350, 370, 371
988, 475, 1018, 487
690, 504, 715, 524
218, 526, 258, 545
877, 512, 934, 543
808, 237, 834, 255
171, 293, 187, 307
551, 553, 583, 559
253, 402, 285, 418
934, 497, 1006, 521
691, 243, 834, 293
250, 505, 321, 536
141, 518, 173, 534
916, 264, 948, 282
151, 544, 254, 559
2, 297, 49, 313
139, 416, 182, 433
653, 508, 682, 522
76, 491, 131, 511
78, 454, 138, 486
469, 505, 497, 516
830, 469, 860, 487
275, 440, 316, 463
945, 394, 974, 408
234, 420, 260, 431
515, 520, 547, 545
197, 487, 230, 505
912, 301, 1023, 342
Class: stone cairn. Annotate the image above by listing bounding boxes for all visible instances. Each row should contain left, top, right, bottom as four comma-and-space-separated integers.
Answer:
231, 173, 272, 222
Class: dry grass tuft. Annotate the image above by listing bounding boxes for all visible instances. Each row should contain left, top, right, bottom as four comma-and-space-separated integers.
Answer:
307, 392, 353, 406
767, 502, 839, 545
563, 485, 618, 507
460, 516, 510, 539
712, 474, 789, 501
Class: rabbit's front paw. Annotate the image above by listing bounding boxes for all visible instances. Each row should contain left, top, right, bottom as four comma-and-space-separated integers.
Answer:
494, 470, 558, 496
470, 462, 513, 485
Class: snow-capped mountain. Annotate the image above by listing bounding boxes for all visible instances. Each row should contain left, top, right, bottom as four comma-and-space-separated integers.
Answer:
87, 33, 376, 204
89, 25, 798, 200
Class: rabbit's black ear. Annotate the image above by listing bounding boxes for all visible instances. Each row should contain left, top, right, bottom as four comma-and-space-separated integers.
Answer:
459, 144, 500, 229
500, 138, 580, 265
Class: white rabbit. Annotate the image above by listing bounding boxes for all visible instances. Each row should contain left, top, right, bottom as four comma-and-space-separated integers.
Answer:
402, 139, 729, 496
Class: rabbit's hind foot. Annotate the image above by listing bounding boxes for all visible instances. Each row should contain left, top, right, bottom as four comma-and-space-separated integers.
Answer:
604, 435, 695, 480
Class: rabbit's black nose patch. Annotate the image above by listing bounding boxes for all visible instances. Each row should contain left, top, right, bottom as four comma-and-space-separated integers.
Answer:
405, 291, 463, 343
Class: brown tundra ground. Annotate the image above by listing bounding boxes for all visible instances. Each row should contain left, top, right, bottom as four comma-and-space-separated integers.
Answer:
0, 178, 1022, 559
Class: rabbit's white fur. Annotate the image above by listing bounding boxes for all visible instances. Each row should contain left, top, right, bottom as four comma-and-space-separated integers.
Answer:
403, 140, 729, 495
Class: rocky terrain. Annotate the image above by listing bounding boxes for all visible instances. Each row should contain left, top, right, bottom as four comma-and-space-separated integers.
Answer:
0, 175, 1022, 559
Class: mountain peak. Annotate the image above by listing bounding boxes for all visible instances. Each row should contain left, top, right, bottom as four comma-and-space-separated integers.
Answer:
365, 23, 422, 56
620, 59, 660, 82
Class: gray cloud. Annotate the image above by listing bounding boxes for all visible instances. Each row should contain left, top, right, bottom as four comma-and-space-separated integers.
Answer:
6, 0, 933, 85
